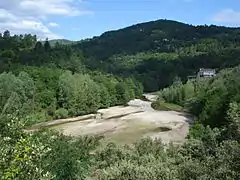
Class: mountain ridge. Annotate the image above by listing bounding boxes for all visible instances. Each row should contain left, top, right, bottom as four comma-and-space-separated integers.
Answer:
70, 19, 240, 91
73, 19, 240, 59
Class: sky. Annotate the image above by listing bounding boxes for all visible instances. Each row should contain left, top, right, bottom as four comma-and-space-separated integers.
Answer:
0, 0, 240, 40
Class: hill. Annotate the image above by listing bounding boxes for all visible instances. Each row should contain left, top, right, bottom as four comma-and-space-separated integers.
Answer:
74, 19, 240, 58
73, 19, 240, 91
48, 39, 74, 46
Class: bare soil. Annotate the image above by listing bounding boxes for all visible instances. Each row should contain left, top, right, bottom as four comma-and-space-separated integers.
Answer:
48, 95, 192, 144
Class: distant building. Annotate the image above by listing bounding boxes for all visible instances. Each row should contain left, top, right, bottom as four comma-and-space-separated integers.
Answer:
187, 68, 216, 81
198, 68, 216, 78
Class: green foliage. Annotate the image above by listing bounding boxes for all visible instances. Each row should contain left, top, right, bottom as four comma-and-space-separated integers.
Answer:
0, 134, 54, 180
45, 135, 102, 180
0, 30, 143, 124
0, 67, 142, 125
26, 111, 52, 126
226, 102, 240, 141
160, 77, 186, 106
0, 72, 35, 116
0, 115, 54, 180
34, 41, 44, 52
0, 114, 102, 180
47, 39, 74, 46
90, 136, 240, 180
57, 71, 141, 116
58, 72, 99, 116
151, 100, 170, 111
44, 39, 51, 52
54, 108, 69, 119
76, 20, 240, 59
72, 20, 240, 91
98, 84, 111, 108
115, 82, 131, 105
151, 101, 183, 111
160, 65, 240, 142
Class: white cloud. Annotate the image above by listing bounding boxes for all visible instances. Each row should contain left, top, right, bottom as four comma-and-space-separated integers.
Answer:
1, 17, 63, 40
48, 22, 59, 27
0, 0, 92, 39
18, 0, 92, 17
212, 9, 240, 25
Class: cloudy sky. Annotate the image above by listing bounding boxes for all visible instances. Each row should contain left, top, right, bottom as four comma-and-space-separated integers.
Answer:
0, 0, 239, 40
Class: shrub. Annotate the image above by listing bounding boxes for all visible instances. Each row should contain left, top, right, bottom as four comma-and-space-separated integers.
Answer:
54, 108, 69, 119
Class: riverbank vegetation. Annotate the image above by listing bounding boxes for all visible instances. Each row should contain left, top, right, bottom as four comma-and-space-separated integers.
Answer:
159, 66, 240, 129
151, 100, 183, 111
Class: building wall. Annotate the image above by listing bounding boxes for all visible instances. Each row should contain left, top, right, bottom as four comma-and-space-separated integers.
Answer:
198, 69, 216, 77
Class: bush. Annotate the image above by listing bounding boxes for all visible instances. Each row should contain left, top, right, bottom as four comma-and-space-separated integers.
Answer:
55, 108, 69, 119
25, 111, 52, 126
151, 101, 170, 111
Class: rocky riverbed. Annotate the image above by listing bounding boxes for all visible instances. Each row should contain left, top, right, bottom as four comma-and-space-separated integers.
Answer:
38, 94, 193, 144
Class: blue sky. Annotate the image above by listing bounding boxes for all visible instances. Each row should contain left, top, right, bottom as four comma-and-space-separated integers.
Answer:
0, 0, 240, 40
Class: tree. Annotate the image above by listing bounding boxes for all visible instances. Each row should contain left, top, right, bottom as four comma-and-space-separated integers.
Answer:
34, 41, 44, 52
0, 72, 35, 116
115, 82, 130, 105
58, 72, 101, 116
44, 38, 51, 52
226, 102, 240, 141
3, 30, 10, 39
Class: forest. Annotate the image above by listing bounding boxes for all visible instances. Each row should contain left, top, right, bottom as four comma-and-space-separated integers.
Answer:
75, 19, 240, 91
1, 19, 240, 180
0, 30, 143, 126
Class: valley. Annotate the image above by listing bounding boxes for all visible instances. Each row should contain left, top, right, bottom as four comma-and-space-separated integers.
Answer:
1, 17, 240, 179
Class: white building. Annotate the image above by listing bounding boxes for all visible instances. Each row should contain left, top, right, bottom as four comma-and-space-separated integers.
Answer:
198, 68, 216, 78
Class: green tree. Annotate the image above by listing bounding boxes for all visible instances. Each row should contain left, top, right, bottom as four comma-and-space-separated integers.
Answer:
3, 30, 10, 39
44, 38, 51, 52
226, 102, 240, 141
0, 72, 35, 116
115, 82, 131, 105
34, 41, 44, 52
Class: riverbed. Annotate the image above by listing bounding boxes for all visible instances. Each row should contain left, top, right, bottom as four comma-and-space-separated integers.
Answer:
42, 95, 193, 145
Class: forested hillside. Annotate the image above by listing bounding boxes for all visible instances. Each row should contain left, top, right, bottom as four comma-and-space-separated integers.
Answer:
47, 39, 74, 46
0, 30, 143, 126
74, 19, 240, 91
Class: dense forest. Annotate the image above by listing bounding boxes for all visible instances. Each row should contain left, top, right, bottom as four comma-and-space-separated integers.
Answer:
75, 19, 240, 91
0, 30, 143, 126
1, 19, 240, 179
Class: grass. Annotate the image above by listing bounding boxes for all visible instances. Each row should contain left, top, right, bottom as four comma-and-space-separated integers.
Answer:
163, 102, 183, 111
151, 100, 183, 112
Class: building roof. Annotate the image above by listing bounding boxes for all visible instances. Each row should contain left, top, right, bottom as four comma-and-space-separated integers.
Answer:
199, 68, 215, 71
